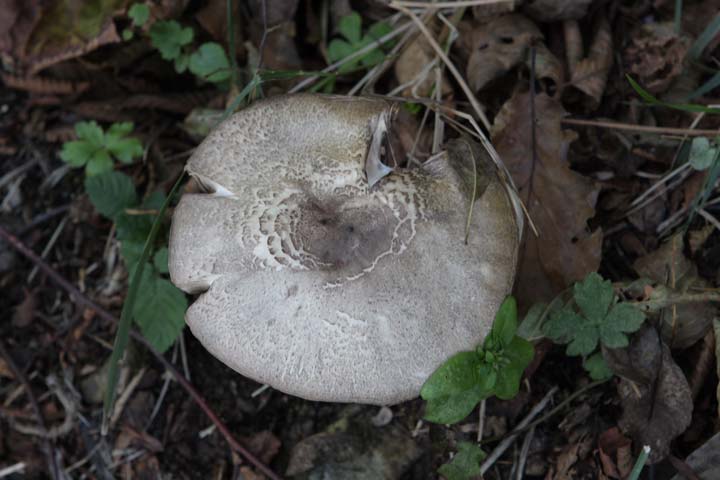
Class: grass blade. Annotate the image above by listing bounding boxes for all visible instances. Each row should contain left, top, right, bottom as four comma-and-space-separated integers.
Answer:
102, 171, 186, 435
686, 70, 720, 101
627, 75, 720, 114
688, 13, 720, 60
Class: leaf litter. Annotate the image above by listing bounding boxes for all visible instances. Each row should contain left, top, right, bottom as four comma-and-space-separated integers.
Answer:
1, 0, 720, 478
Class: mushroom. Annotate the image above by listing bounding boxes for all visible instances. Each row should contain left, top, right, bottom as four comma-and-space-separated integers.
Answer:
168, 94, 520, 405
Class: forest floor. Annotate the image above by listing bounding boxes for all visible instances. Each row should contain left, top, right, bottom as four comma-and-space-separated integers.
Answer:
1, 1, 720, 479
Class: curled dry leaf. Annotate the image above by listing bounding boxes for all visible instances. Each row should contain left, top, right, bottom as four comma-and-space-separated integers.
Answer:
624, 23, 691, 95
462, 14, 561, 93
492, 91, 602, 307
605, 326, 692, 463
633, 233, 716, 349
563, 15, 613, 109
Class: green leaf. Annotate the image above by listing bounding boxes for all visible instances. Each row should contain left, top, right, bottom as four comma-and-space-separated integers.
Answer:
153, 247, 169, 273
150, 20, 194, 60
116, 212, 154, 242
105, 122, 143, 164
488, 296, 517, 349
583, 352, 613, 381
327, 39, 357, 66
128, 3, 149, 27
543, 304, 580, 342
84, 171, 138, 219
133, 275, 187, 353
189, 42, 231, 83
338, 12, 362, 44
120, 240, 144, 270
107, 122, 134, 137
421, 351, 482, 400
60, 140, 96, 167
437, 442, 486, 480
566, 323, 599, 356
85, 149, 114, 176
689, 137, 718, 171
122, 29, 133, 41
494, 336, 533, 399
142, 190, 166, 210
421, 352, 493, 424
573, 272, 614, 323
365, 21, 392, 42
627, 75, 720, 114
174, 53, 190, 73
75, 121, 104, 145
604, 302, 645, 334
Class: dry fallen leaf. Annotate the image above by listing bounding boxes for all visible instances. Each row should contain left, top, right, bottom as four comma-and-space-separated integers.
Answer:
563, 15, 613, 109
492, 91, 602, 308
624, 22, 691, 95
597, 427, 633, 479
606, 326, 692, 463
633, 233, 716, 349
394, 24, 451, 98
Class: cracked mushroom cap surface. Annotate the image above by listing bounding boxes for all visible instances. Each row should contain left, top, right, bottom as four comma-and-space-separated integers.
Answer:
169, 94, 520, 405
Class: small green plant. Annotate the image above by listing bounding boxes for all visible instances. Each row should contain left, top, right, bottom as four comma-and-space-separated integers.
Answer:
122, 2, 150, 40
83, 171, 187, 354
689, 136, 720, 171
327, 12, 393, 73
543, 272, 645, 379
421, 297, 534, 425
150, 20, 195, 73
60, 121, 143, 176
437, 442, 486, 480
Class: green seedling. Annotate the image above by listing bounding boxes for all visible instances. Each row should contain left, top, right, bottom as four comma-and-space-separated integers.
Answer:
689, 136, 720, 171
123, 3, 150, 40
543, 272, 645, 356
421, 297, 534, 425
60, 121, 143, 176
150, 20, 194, 73
438, 442, 486, 480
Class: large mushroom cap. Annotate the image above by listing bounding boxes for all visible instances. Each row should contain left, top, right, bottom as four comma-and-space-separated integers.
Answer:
169, 94, 520, 405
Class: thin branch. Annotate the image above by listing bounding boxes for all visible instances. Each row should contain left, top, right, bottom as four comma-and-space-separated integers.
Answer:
561, 118, 720, 137
0, 225, 283, 480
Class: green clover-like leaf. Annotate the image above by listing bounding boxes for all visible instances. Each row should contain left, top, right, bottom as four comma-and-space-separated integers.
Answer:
437, 442, 486, 480
128, 3, 149, 27
75, 121, 104, 145
189, 42, 231, 83
573, 272, 614, 324
85, 149, 114, 176
150, 20, 194, 61
583, 352, 613, 381
84, 171, 138, 219
689, 137, 718, 171
338, 12, 362, 44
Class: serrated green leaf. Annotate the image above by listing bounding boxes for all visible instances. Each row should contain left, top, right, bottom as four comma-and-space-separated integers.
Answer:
488, 296, 517, 349
437, 442, 486, 480
189, 42, 231, 83
338, 12, 362, 44
128, 3, 149, 26
605, 302, 645, 333
150, 20, 193, 60
543, 304, 580, 341
107, 137, 143, 164
60, 140, 96, 167
689, 137, 718, 171
153, 247, 169, 273
120, 240, 144, 270
116, 212, 154, 242
107, 122, 134, 137
566, 324, 599, 356
133, 274, 187, 353
84, 171, 138, 219
573, 272, 614, 323
75, 121, 104, 145
598, 326, 629, 349
583, 352, 613, 380
85, 149, 114, 176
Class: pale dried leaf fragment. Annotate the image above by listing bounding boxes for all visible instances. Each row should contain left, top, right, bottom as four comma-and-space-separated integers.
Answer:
492, 91, 601, 307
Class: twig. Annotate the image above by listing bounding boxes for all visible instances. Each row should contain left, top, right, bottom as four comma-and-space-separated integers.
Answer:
561, 118, 720, 137
389, 3, 491, 130
392, 0, 513, 7
0, 225, 283, 480
109, 367, 146, 429
0, 340, 59, 479
515, 426, 535, 480
27, 215, 68, 283
477, 399, 486, 443
480, 387, 557, 475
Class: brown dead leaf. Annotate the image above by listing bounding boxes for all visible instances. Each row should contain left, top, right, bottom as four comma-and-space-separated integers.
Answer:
195, 0, 244, 60
492, 91, 602, 308
624, 23, 691, 95
0, 0, 41, 66
462, 14, 543, 92
606, 326, 692, 463
394, 25, 451, 98
633, 233, 715, 349
597, 427, 632, 479
240, 430, 281, 465
11, 288, 36, 328
563, 14, 613, 109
